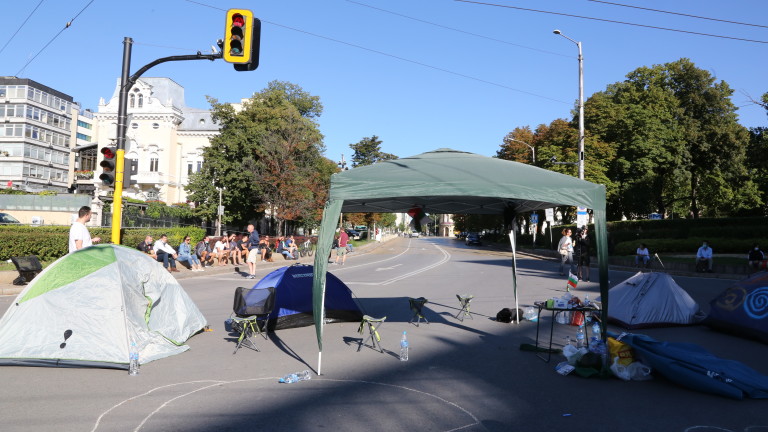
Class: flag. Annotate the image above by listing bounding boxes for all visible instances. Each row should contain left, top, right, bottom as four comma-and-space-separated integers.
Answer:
407, 207, 430, 232
567, 272, 578, 291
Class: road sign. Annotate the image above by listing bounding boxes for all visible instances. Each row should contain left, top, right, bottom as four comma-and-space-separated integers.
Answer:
530, 213, 539, 224
577, 206, 588, 228
545, 208, 554, 222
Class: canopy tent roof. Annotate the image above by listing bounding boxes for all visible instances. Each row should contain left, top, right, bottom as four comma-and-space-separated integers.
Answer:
312, 148, 610, 374
330, 148, 606, 214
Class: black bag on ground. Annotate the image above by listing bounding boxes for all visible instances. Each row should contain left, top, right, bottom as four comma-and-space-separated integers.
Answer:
496, 308, 523, 323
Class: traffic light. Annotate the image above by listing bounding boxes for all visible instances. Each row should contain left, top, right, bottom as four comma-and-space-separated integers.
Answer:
99, 146, 117, 188
124, 158, 138, 186
223, 9, 260, 71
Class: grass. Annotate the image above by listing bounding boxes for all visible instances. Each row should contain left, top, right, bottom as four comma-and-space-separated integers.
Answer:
0, 261, 52, 272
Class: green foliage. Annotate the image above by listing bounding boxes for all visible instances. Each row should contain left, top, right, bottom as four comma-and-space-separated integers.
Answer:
186, 80, 329, 233
350, 135, 398, 167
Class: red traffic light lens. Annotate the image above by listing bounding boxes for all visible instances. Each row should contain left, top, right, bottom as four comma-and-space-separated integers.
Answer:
101, 147, 115, 159
232, 14, 244, 27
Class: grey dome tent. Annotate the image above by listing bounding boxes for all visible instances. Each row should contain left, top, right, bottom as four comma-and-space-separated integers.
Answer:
311, 148, 611, 374
607, 271, 705, 329
0, 244, 207, 369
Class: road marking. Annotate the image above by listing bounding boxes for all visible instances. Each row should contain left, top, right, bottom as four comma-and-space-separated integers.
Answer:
375, 264, 403, 271
92, 377, 479, 432
350, 244, 451, 286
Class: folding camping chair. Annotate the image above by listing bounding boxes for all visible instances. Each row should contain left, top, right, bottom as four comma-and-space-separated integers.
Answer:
455, 294, 474, 322
408, 297, 429, 327
357, 315, 386, 352
10, 255, 43, 286
230, 286, 276, 354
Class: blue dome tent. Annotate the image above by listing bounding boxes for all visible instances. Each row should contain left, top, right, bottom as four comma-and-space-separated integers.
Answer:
253, 264, 363, 330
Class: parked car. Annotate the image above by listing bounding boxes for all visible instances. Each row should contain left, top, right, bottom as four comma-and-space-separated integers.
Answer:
346, 229, 361, 239
410, 232, 420, 238
465, 232, 482, 246
0, 213, 21, 225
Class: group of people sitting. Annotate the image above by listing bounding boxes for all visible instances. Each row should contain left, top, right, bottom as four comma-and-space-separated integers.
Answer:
136, 229, 303, 275
635, 241, 716, 273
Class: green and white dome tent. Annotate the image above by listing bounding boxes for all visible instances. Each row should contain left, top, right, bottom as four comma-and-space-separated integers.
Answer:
0, 244, 207, 369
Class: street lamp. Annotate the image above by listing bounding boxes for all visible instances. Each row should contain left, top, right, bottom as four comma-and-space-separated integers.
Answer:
553, 29, 584, 180
509, 138, 535, 164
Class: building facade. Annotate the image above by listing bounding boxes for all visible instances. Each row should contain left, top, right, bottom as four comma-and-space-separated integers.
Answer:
0, 77, 77, 193
93, 77, 218, 203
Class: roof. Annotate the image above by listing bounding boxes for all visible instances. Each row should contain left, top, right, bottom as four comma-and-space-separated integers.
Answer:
330, 148, 606, 214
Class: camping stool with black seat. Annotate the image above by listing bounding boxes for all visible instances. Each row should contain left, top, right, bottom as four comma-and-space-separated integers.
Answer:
455, 294, 474, 322
357, 315, 386, 352
10, 255, 43, 286
230, 286, 276, 354
408, 297, 429, 327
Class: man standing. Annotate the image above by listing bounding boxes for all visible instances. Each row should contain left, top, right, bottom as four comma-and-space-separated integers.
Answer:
68, 206, 101, 253
155, 234, 180, 273
334, 229, 349, 265
245, 224, 260, 279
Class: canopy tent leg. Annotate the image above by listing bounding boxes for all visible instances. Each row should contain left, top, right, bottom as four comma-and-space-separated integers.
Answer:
509, 228, 519, 324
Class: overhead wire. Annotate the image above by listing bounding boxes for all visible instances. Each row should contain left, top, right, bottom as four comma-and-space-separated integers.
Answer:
586, 0, 768, 30
15, 0, 97, 75
345, 0, 571, 58
455, 0, 768, 45
0, 0, 46, 56
181, 0, 570, 104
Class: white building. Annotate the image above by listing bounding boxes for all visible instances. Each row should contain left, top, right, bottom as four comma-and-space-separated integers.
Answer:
94, 77, 218, 203
0, 77, 76, 193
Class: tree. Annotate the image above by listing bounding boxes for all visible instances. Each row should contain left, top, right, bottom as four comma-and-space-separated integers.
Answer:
496, 126, 536, 164
585, 58, 756, 219
185, 80, 329, 232
350, 135, 398, 167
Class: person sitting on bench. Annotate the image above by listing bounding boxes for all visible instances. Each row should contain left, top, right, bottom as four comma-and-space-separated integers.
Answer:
635, 243, 650, 268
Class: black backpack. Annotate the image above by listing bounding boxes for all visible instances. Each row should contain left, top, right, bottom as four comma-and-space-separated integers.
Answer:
496, 308, 523, 323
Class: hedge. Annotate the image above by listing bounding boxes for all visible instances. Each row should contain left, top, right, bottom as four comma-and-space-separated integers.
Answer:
0, 226, 206, 262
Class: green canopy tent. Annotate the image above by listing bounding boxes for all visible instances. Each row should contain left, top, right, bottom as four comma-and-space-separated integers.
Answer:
312, 148, 609, 374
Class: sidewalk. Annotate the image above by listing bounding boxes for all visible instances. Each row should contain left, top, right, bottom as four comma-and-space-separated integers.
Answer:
0, 236, 395, 297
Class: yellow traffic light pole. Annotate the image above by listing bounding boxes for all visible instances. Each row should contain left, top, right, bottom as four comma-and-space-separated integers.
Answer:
110, 13, 258, 243
110, 148, 126, 243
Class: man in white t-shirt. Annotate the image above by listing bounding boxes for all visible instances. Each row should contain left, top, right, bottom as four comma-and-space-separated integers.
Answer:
68, 206, 101, 253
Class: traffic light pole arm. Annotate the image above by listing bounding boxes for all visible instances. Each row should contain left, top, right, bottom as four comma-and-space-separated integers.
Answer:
124, 52, 223, 94
111, 37, 223, 245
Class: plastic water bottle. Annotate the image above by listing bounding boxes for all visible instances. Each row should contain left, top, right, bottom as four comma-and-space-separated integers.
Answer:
129, 343, 139, 376
575, 324, 586, 349
399, 331, 409, 361
583, 295, 590, 307
279, 370, 311, 383
592, 321, 602, 341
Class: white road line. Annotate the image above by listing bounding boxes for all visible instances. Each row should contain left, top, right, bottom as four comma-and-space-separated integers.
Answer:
348, 243, 451, 286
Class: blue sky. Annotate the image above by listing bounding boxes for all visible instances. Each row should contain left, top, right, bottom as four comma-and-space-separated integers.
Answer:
2, 0, 766, 163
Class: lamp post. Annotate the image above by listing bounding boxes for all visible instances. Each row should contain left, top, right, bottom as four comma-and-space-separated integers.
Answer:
553, 29, 584, 180
510, 138, 535, 164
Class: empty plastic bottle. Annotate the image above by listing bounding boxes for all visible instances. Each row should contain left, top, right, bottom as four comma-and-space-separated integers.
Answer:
129, 343, 139, 376
575, 324, 586, 349
279, 370, 311, 383
592, 321, 602, 341
399, 331, 409, 361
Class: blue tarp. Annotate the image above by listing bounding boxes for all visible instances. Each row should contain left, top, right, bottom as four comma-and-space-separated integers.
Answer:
615, 332, 768, 400
704, 271, 768, 344
254, 264, 363, 330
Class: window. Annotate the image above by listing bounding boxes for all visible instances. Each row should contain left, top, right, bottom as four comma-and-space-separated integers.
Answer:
196, 161, 203, 172
77, 120, 92, 129
138, 94, 143, 108
149, 154, 159, 172
152, 123, 159, 129
131, 123, 138, 129
76, 132, 91, 142
187, 163, 193, 175
129, 94, 135, 108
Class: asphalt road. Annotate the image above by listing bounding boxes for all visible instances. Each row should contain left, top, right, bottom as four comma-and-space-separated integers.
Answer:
1, 236, 767, 432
